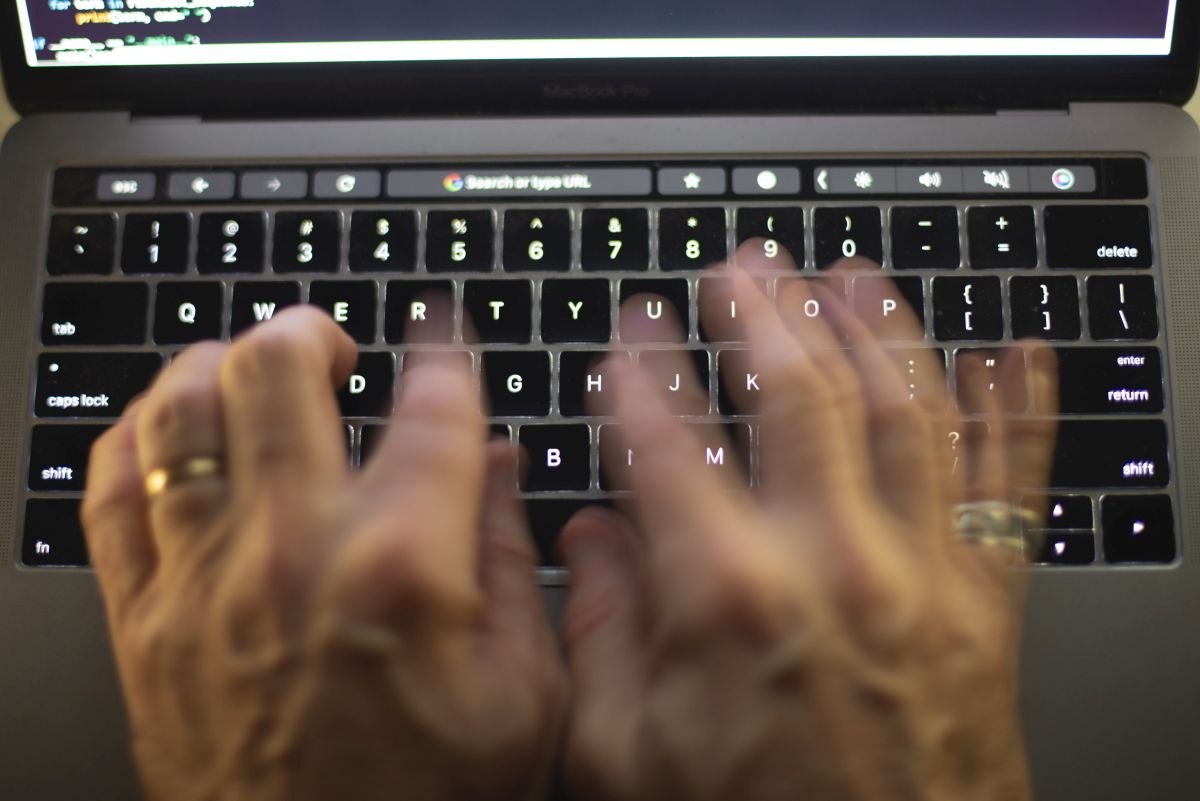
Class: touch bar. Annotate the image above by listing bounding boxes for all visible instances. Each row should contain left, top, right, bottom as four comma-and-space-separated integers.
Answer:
387, 168, 653, 198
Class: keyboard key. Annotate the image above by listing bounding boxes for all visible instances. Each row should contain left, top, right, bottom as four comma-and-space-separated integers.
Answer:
47, 214, 115, 276
954, 348, 1027, 414
121, 213, 189, 274
464, 280, 532, 343
231, 281, 301, 335
97, 173, 155, 203
559, 351, 619, 417
42, 283, 148, 346
736, 207, 805, 267
427, 210, 494, 272
542, 279, 610, 344
385, 280, 455, 344
197, 212, 265, 273
582, 209, 649, 271
659, 208, 727, 270
349, 211, 416, 273
853, 277, 926, 340
28, 425, 106, 491
1049, 420, 1168, 489
503, 209, 571, 271
619, 279, 689, 343
1027, 533, 1095, 566
360, 424, 387, 464
273, 212, 340, 273
1040, 495, 1094, 530
36, 352, 163, 418
154, 282, 223, 344
600, 423, 749, 490
337, 352, 395, 418
932, 277, 1003, 341
483, 352, 550, 416
968, 206, 1036, 269
1087, 276, 1158, 340
1102, 495, 1175, 564
309, 281, 377, 344
638, 350, 710, 415
23, 499, 88, 567
814, 207, 883, 268
526, 498, 612, 567
891, 207, 960, 270
167, 171, 236, 201
1045, 205, 1153, 270
1010, 277, 1081, 340
1041, 347, 1162, 415
716, 350, 761, 415
313, 170, 381, 200
519, 425, 591, 491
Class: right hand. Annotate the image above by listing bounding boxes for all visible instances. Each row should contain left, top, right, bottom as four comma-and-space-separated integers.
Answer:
559, 249, 1057, 801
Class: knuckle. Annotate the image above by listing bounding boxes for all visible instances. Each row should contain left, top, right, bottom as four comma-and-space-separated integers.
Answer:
138, 382, 218, 446
222, 327, 308, 385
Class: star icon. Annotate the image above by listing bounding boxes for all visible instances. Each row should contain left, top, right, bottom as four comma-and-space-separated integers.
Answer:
683, 172, 702, 190
687, 217, 699, 228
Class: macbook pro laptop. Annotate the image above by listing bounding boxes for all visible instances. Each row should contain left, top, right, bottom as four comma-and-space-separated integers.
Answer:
1, 1, 1199, 799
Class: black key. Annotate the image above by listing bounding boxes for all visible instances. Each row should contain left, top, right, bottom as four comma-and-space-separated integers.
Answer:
1042, 348, 1163, 415
853, 277, 925, 340
154, 282, 223, 345
309, 281, 377, 344
599, 423, 749, 490
23, 499, 88, 568
28, 425, 106, 491
42, 282, 148, 346
121, 213, 189, 274
36, 352, 162, 418
1045, 206, 1153, 270
954, 348, 1027, 414
1102, 495, 1175, 564
483, 351, 551, 417
1087, 276, 1158, 340
542, 279, 610, 343
1010, 277, 1081, 340
932, 277, 1003, 341
490, 424, 513, 441
736, 207, 805, 267
360, 424, 387, 464
519, 425, 591, 491
559, 351, 616, 417
385, 280, 455, 343
891, 207, 960, 270
197, 212, 265, 274
582, 209, 649, 271
968, 207, 1037, 269
48, 214, 115, 276
1049, 420, 1168, 489
231, 281, 301, 335
639, 350, 710, 415
619, 279, 689, 343
1026, 533, 1095, 566
503, 209, 571, 272
814, 207, 883, 268
717, 350, 761, 415
659, 208, 727, 270
464, 281, 533, 343
337, 352, 395, 417
427, 210, 493, 272
273, 212, 340, 273
526, 498, 612, 567
349, 211, 416, 272
1040, 495, 1094, 530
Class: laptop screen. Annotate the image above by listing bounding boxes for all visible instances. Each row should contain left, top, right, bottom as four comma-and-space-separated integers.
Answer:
15, 0, 1178, 67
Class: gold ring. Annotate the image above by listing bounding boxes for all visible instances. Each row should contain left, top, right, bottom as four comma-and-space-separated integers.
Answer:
144, 457, 225, 499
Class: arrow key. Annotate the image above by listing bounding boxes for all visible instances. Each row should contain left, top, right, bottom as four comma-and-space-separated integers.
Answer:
1102, 494, 1175, 563
167, 172, 236, 201
240, 171, 310, 200
1026, 532, 1095, 566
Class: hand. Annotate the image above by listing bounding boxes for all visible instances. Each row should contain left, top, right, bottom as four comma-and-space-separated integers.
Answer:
560, 247, 1058, 801
82, 307, 567, 801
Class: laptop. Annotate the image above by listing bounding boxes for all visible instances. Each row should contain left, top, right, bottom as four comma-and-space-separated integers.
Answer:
1, 1, 1199, 798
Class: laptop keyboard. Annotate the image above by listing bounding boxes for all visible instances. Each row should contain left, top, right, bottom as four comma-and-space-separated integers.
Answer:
22, 159, 1177, 577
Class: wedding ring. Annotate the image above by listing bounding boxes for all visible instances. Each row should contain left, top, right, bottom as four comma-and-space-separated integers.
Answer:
144, 456, 225, 499
953, 501, 1041, 555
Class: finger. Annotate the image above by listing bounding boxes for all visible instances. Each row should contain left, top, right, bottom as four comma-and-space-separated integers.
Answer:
561, 507, 645, 779
1014, 343, 1061, 522
81, 399, 156, 621
478, 440, 554, 646
219, 306, 357, 501
134, 342, 230, 555
956, 351, 1010, 504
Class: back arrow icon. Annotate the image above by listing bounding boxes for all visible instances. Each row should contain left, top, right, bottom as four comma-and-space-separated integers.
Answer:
817, 169, 829, 192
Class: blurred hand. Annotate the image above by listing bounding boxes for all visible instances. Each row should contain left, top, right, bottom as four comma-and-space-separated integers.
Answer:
561, 246, 1057, 801
82, 307, 566, 801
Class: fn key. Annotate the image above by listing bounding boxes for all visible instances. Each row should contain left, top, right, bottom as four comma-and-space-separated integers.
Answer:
23, 499, 87, 567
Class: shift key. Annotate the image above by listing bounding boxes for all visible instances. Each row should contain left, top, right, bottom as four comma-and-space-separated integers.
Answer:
36, 352, 163, 417
1049, 420, 1169, 489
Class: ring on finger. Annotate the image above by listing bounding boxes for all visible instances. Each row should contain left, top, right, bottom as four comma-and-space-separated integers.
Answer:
144, 456, 226, 499
954, 501, 1040, 557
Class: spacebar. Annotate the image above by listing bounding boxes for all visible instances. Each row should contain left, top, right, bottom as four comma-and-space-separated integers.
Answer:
1049, 420, 1169, 489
